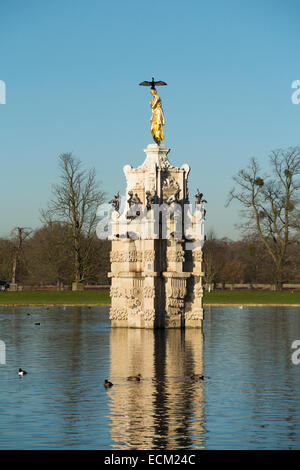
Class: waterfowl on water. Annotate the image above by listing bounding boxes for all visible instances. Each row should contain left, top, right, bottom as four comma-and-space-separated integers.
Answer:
190, 373, 204, 381
104, 380, 113, 388
18, 368, 27, 376
127, 374, 142, 381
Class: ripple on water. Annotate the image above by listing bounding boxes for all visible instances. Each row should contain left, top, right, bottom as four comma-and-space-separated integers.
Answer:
0, 306, 300, 449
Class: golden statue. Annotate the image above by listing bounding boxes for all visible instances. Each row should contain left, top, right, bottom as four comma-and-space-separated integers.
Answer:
139, 77, 167, 145
150, 88, 165, 144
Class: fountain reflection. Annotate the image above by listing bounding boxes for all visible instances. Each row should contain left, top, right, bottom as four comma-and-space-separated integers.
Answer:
108, 328, 206, 450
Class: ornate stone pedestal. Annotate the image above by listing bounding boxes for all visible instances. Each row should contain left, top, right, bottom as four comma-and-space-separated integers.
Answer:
108, 143, 204, 328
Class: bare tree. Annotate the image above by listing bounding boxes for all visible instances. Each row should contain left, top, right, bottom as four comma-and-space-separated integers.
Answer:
11, 227, 32, 286
25, 222, 74, 288
41, 153, 105, 289
203, 230, 222, 290
226, 147, 300, 289
0, 238, 15, 281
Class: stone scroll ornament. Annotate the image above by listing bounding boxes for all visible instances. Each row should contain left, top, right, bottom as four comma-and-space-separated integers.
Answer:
139, 77, 167, 145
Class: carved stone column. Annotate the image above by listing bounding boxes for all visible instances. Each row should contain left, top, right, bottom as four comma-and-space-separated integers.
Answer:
108, 143, 204, 329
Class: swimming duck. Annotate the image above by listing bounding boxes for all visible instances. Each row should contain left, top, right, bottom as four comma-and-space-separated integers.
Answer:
104, 379, 113, 388
18, 368, 27, 376
127, 374, 142, 381
190, 373, 204, 381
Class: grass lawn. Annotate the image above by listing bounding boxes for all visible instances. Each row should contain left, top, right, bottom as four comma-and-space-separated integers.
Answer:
0, 290, 111, 306
0, 289, 300, 306
203, 290, 300, 305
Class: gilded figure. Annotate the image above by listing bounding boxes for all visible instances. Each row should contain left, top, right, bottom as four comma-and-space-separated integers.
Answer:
150, 89, 165, 145
139, 77, 167, 145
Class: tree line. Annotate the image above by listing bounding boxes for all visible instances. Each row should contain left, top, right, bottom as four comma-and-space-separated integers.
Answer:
0, 147, 299, 290
1, 227, 300, 289
0, 153, 109, 289
204, 232, 300, 287
0, 222, 111, 287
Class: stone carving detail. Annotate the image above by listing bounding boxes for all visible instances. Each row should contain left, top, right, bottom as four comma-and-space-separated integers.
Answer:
111, 285, 154, 304
162, 175, 180, 202
146, 190, 159, 210
110, 250, 138, 262
110, 307, 128, 321
194, 286, 203, 297
166, 278, 186, 317
185, 310, 203, 321
127, 298, 142, 309
167, 249, 185, 263
142, 286, 155, 297
176, 286, 186, 298
163, 175, 179, 190
165, 311, 181, 325
110, 251, 118, 262
109, 192, 120, 212
111, 286, 145, 299
168, 298, 184, 308
126, 287, 141, 298
143, 309, 155, 321
110, 250, 153, 263
143, 250, 155, 262
127, 191, 142, 207
166, 286, 186, 298
110, 286, 122, 298
160, 157, 172, 170
192, 250, 203, 262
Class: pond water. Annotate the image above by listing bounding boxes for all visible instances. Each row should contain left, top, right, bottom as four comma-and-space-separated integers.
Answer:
0, 305, 299, 449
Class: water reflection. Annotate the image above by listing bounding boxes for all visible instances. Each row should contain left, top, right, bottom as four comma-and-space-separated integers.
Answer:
108, 328, 206, 449
1, 306, 300, 449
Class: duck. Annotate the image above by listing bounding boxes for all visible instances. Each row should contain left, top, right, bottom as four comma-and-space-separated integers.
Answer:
190, 373, 204, 381
18, 368, 27, 376
104, 379, 113, 388
127, 373, 142, 381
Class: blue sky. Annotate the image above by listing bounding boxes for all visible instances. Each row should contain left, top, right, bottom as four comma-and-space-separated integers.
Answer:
1, 0, 300, 239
